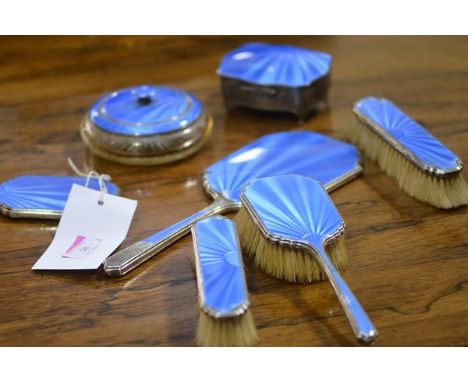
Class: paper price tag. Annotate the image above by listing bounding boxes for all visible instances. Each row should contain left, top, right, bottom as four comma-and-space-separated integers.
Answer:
32, 184, 137, 270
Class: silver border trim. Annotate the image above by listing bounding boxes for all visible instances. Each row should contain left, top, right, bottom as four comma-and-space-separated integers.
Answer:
192, 216, 250, 319
353, 106, 463, 177
239, 176, 346, 254
0, 185, 120, 220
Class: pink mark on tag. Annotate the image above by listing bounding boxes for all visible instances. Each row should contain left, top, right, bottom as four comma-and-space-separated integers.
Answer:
63, 235, 102, 259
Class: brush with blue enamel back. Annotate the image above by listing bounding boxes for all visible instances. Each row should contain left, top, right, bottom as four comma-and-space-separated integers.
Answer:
235, 175, 378, 344
350, 97, 468, 208
192, 216, 257, 346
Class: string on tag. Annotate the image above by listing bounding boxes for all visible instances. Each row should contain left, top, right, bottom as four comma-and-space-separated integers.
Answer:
67, 158, 111, 205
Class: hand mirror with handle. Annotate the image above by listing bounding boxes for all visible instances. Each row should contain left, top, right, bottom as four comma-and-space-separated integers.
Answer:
103, 131, 362, 277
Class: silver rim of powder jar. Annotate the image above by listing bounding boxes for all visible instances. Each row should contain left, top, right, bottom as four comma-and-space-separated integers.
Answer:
80, 113, 213, 165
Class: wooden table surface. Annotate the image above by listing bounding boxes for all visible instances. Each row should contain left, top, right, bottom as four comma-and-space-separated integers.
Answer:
0, 36, 467, 346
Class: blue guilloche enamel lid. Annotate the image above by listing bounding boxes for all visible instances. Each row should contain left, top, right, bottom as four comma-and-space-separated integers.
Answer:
88, 85, 204, 136
217, 42, 332, 88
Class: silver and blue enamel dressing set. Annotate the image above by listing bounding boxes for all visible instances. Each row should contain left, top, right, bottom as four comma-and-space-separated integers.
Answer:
1, 42, 467, 346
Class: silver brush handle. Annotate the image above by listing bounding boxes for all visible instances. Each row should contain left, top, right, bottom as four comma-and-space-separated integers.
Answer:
103, 196, 239, 277
309, 242, 378, 344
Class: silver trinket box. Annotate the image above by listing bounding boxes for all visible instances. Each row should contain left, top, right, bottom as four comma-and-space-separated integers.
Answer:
217, 42, 332, 119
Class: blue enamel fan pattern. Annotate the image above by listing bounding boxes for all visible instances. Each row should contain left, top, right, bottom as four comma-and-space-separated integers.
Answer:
0, 176, 119, 212
193, 217, 248, 317
241, 175, 343, 248
355, 97, 461, 173
203, 131, 360, 202
89, 85, 203, 136
217, 42, 332, 87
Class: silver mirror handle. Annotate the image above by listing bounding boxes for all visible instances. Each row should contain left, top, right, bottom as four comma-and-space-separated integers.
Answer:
103, 196, 239, 277
310, 243, 378, 344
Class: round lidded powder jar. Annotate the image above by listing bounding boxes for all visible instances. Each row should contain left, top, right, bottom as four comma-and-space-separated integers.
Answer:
81, 85, 213, 165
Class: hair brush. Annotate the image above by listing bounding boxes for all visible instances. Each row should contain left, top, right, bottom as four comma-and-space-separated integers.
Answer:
350, 97, 468, 209
192, 216, 257, 346
235, 174, 378, 344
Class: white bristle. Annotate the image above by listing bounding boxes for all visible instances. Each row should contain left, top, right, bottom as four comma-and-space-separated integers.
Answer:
196, 309, 257, 347
234, 208, 348, 283
349, 118, 468, 209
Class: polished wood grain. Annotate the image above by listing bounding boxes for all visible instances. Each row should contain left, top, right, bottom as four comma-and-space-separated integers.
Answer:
0, 36, 467, 346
